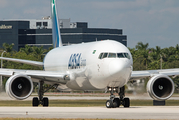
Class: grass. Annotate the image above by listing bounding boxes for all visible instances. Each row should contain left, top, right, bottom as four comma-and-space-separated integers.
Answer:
0, 99, 179, 107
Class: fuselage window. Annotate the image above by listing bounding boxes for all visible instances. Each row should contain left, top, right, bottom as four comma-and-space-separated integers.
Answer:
108, 53, 116, 58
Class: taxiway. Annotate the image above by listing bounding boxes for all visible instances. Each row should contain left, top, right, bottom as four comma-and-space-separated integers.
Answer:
0, 106, 179, 119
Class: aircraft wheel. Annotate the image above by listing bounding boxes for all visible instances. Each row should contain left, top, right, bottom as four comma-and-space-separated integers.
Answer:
113, 98, 120, 108
32, 97, 39, 107
123, 98, 130, 108
43, 97, 49, 107
106, 100, 113, 108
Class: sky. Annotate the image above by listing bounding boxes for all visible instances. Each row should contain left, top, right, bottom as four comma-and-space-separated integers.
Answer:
0, 0, 179, 48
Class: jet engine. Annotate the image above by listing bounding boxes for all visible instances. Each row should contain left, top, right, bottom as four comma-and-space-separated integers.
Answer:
147, 74, 174, 101
6, 74, 33, 100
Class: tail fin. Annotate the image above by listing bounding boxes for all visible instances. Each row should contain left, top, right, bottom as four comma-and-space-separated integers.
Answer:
51, 0, 63, 48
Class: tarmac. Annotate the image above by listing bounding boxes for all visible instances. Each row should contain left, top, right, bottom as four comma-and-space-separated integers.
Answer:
0, 93, 179, 119
0, 106, 179, 119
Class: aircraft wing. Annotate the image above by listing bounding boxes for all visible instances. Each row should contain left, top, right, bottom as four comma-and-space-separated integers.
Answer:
130, 68, 179, 81
0, 57, 70, 84
0, 57, 43, 67
0, 68, 70, 84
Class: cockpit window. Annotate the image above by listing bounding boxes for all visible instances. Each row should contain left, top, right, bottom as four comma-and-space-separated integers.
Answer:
117, 53, 130, 59
98, 53, 103, 59
99, 52, 130, 59
103, 53, 108, 58
99, 53, 108, 59
124, 53, 130, 59
117, 53, 124, 58
108, 53, 116, 58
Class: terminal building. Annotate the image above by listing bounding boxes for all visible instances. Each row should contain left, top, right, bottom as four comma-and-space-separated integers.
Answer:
0, 17, 127, 51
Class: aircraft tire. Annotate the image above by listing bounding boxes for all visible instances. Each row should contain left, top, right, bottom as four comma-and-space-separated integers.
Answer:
32, 97, 39, 107
123, 98, 130, 107
113, 98, 120, 108
106, 100, 113, 108
43, 97, 49, 107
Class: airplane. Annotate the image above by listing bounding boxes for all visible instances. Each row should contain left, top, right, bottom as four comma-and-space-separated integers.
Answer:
0, 0, 179, 108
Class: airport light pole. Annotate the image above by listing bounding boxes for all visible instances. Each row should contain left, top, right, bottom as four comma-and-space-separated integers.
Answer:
0, 51, 6, 90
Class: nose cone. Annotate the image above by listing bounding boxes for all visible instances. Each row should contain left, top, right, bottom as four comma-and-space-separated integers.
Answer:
108, 59, 129, 79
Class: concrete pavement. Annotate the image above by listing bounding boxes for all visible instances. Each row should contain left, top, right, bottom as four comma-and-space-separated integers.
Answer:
0, 106, 179, 119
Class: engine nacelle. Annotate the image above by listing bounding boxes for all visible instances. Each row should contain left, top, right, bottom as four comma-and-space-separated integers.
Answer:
6, 74, 33, 100
147, 74, 174, 101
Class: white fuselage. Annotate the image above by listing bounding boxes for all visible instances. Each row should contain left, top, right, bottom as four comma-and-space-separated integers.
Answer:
44, 40, 133, 90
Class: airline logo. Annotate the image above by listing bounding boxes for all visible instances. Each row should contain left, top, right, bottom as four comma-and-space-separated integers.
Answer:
68, 53, 86, 69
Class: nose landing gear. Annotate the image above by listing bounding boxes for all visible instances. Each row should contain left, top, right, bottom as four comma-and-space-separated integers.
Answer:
106, 86, 130, 108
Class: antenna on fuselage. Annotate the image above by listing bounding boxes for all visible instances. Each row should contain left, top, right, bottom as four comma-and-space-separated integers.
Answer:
51, 0, 63, 48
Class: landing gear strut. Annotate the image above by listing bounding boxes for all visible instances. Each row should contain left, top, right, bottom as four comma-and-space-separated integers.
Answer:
32, 81, 58, 107
106, 86, 130, 108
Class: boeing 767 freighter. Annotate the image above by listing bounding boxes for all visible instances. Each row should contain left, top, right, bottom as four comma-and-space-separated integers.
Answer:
0, 0, 179, 108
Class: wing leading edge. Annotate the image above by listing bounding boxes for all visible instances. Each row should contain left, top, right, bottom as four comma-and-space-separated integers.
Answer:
130, 68, 179, 81
0, 57, 43, 67
0, 68, 70, 84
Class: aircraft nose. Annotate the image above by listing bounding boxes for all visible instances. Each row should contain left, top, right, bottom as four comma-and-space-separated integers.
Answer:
108, 59, 128, 79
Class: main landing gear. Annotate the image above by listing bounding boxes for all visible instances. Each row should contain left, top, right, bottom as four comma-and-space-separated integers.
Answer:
106, 86, 130, 108
32, 81, 58, 107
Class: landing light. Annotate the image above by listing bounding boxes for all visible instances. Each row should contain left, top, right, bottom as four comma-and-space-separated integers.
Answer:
108, 87, 117, 91
64, 75, 70, 80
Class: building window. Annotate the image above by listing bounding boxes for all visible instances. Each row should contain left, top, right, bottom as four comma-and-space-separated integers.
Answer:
43, 22, 48, 27
36, 22, 41, 26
